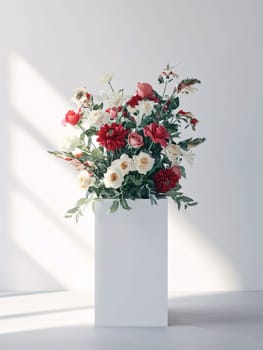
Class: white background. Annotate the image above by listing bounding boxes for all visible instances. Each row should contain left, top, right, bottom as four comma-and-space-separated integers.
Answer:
0, 0, 262, 294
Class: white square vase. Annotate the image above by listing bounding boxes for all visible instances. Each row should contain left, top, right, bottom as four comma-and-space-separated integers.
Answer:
95, 199, 168, 327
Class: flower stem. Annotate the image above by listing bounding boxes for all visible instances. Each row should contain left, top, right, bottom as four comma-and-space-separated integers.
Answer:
148, 141, 154, 152
108, 81, 114, 93
162, 80, 168, 98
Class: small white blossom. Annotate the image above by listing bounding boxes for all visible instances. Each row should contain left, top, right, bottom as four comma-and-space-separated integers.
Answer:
133, 152, 154, 175
71, 88, 89, 106
88, 110, 110, 129
104, 167, 124, 189
96, 90, 129, 109
100, 73, 113, 84
77, 170, 95, 190
137, 100, 154, 116
111, 154, 134, 175
181, 86, 198, 94
165, 144, 181, 164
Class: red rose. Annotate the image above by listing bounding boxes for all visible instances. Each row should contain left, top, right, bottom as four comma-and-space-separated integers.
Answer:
62, 110, 81, 126
144, 122, 170, 147
136, 82, 153, 98
128, 132, 144, 148
127, 94, 142, 108
153, 168, 180, 193
96, 123, 129, 151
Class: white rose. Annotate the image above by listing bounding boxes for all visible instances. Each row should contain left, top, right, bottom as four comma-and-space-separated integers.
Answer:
111, 154, 134, 175
59, 126, 80, 152
88, 110, 110, 128
77, 170, 95, 190
165, 144, 181, 164
104, 167, 124, 189
133, 152, 155, 175
100, 73, 113, 84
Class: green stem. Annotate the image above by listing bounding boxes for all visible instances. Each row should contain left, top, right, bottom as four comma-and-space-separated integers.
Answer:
148, 141, 154, 152
108, 81, 114, 93
162, 80, 168, 98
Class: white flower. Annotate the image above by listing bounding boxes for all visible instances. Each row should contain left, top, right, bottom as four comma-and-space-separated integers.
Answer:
96, 90, 129, 109
111, 154, 134, 175
88, 110, 110, 128
181, 86, 198, 94
77, 170, 95, 190
181, 149, 195, 166
165, 144, 181, 164
127, 105, 136, 115
59, 126, 80, 152
100, 73, 113, 84
128, 100, 155, 126
104, 167, 124, 189
137, 100, 154, 116
133, 152, 155, 175
71, 88, 89, 106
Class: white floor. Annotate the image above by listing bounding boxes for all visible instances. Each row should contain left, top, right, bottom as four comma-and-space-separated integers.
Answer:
0, 292, 262, 349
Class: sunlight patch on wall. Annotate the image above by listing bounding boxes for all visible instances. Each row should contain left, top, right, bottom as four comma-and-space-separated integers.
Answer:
8, 53, 94, 290
8, 52, 69, 141
168, 201, 241, 295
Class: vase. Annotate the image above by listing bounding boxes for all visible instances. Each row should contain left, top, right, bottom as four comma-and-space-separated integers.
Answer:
95, 198, 168, 327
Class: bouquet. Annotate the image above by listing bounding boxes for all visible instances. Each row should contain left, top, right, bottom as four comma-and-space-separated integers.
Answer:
49, 65, 205, 221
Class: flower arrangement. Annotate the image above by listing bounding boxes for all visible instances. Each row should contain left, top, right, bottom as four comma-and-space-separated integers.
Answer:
49, 65, 205, 221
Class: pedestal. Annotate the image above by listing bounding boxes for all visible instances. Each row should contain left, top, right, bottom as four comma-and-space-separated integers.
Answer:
95, 199, 168, 327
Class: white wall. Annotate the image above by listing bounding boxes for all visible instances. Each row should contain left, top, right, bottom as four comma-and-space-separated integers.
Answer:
0, 0, 262, 293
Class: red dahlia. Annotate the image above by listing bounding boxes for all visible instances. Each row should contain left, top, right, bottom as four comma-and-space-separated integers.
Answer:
153, 168, 181, 193
96, 123, 129, 151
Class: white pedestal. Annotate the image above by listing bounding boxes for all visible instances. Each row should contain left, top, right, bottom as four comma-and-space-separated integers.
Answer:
95, 199, 168, 327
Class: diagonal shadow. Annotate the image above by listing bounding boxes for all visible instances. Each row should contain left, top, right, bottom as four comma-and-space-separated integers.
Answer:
11, 177, 93, 256
0, 306, 92, 320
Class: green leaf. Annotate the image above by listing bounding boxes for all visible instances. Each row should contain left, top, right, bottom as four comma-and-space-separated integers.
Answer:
179, 166, 186, 179
75, 198, 88, 207
120, 198, 132, 210
108, 199, 119, 214
180, 196, 194, 202
66, 207, 79, 214
85, 127, 97, 137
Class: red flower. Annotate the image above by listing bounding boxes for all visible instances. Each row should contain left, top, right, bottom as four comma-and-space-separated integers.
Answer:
153, 168, 180, 193
190, 118, 199, 130
127, 94, 142, 108
96, 123, 129, 151
171, 165, 181, 179
177, 109, 187, 115
144, 122, 170, 147
128, 132, 144, 148
148, 94, 159, 103
62, 110, 81, 126
136, 82, 153, 98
